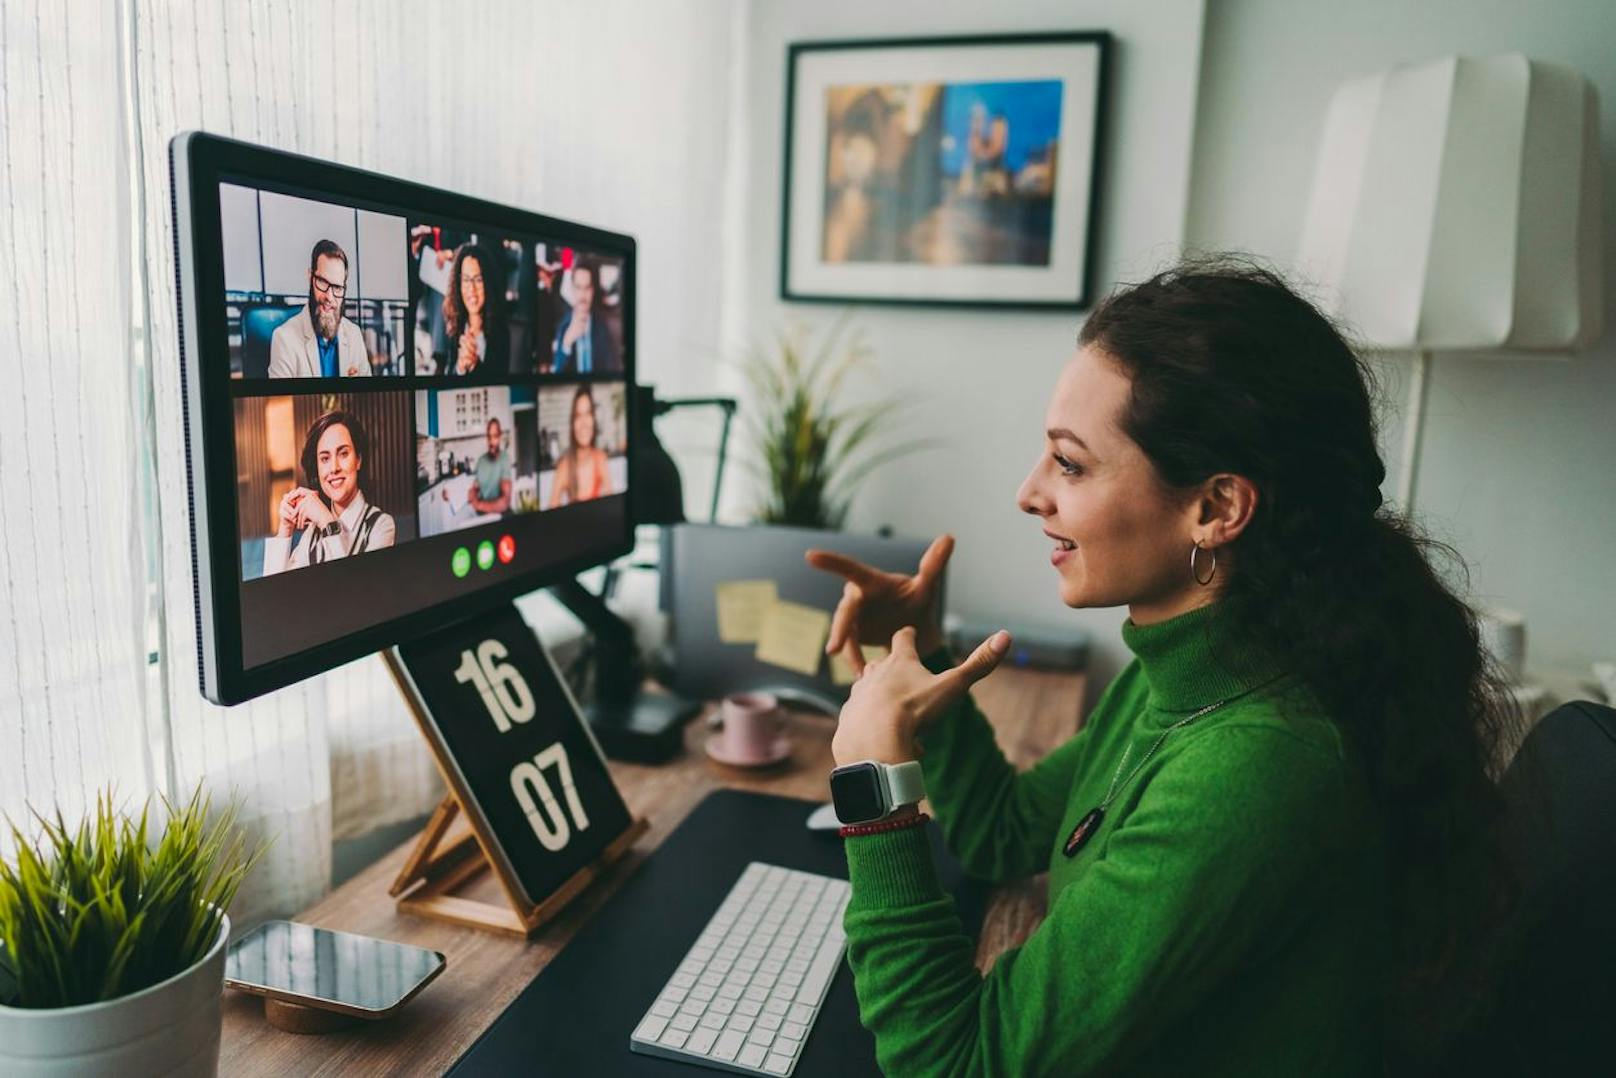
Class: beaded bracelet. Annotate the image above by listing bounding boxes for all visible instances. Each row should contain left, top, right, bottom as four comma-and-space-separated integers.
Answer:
838, 811, 930, 839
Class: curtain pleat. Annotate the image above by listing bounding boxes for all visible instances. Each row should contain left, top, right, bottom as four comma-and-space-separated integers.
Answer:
0, 0, 151, 841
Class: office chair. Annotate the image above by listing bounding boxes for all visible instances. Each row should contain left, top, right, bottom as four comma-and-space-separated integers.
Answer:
240, 304, 299, 378
1486, 700, 1616, 1073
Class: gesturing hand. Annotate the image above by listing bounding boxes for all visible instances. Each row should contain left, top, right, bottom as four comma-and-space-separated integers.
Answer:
275, 489, 305, 539
562, 315, 586, 350
806, 534, 954, 678
832, 626, 1011, 766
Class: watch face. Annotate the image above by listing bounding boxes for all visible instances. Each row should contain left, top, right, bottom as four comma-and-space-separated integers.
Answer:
830, 763, 887, 824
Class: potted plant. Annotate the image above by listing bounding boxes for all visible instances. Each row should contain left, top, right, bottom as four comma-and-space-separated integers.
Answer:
739, 316, 928, 529
0, 788, 263, 1077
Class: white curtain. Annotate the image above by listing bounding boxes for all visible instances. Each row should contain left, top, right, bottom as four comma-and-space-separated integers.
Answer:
2, 0, 742, 925
0, 1, 151, 838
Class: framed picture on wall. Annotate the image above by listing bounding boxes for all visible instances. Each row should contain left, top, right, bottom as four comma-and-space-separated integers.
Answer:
780, 31, 1111, 311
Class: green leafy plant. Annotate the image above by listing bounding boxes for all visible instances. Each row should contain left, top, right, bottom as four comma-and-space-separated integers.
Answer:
0, 787, 265, 1009
740, 316, 928, 529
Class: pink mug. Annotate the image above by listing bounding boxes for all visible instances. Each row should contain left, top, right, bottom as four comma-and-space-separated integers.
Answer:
715, 693, 786, 764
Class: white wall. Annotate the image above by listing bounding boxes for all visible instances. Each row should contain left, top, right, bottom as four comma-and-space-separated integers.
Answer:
1186, 0, 1616, 680
735, 0, 1208, 696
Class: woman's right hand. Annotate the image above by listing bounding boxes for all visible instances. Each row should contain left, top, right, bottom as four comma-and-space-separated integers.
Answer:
806, 534, 954, 677
562, 315, 586, 350
276, 488, 307, 538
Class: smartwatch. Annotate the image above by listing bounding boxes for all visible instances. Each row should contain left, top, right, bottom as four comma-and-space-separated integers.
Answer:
829, 760, 926, 825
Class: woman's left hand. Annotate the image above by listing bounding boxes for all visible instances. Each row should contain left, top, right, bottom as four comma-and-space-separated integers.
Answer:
293, 490, 334, 531
832, 627, 1011, 767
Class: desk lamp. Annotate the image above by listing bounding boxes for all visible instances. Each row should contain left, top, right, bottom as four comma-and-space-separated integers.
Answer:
1296, 53, 1603, 514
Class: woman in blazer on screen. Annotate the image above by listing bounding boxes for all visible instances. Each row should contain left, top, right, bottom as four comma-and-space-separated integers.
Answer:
263, 410, 396, 575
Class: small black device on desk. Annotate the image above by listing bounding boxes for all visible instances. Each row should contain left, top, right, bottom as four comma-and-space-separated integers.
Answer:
447, 789, 982, 1076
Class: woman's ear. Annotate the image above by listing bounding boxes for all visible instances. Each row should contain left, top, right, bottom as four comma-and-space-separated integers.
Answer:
1194, 473, 1258, 547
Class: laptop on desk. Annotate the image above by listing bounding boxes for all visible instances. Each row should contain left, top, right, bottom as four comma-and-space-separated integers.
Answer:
660, 524, 939, 713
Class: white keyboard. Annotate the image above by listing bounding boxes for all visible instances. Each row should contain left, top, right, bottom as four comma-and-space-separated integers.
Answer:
629, 863, 851, 1076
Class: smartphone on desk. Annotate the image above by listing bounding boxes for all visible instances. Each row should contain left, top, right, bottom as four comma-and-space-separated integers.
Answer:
225, 921, 446, 1019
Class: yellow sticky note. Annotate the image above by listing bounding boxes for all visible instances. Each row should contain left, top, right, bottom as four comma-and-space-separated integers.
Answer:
754, 600, 832, 678
830, 645, 889, 686
715, 579, 779, 643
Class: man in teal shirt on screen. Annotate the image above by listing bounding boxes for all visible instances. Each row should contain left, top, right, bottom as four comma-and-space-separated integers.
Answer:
470, 417, 512, 515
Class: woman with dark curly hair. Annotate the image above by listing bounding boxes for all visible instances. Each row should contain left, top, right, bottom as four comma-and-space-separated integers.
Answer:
443, 243, 510, 377
810, 260, 1510, 1075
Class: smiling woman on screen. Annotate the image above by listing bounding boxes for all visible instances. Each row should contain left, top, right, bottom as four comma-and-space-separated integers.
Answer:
443, 243, 510, 378
264, 410, 396, 575
809, 259, 1511, 1075
548, 385, 614, 508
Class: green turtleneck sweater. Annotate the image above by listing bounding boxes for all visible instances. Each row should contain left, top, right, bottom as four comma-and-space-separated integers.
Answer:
842, 603, 1388, 1075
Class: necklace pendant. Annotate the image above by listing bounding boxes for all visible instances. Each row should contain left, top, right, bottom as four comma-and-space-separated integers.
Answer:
1063, 806, 1105, 857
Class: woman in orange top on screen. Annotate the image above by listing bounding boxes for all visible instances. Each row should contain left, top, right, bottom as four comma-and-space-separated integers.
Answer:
548, 385, 614, 508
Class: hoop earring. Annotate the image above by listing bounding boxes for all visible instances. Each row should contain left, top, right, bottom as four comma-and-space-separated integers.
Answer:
1190, 540, 1218, 587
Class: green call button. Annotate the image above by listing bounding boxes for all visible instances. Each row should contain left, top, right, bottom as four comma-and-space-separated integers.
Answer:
476, 540, 495, 571
451, 547, 471, 578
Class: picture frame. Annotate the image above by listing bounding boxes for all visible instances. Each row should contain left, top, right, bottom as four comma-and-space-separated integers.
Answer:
780, 31, 1111, 311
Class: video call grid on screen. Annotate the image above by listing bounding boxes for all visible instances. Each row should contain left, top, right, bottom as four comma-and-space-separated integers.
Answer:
180, 142, 638, 700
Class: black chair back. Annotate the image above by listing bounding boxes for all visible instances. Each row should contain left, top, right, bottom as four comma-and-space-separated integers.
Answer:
1492, 700, 1616, 1072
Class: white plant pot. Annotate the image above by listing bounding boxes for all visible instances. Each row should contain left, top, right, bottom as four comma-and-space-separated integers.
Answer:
0, 914, 230, 1077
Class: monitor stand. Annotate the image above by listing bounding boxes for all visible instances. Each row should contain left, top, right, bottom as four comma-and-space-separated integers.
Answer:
550, 577, 700, 763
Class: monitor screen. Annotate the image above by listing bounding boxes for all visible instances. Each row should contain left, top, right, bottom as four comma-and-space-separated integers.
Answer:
173, 133, 636, 704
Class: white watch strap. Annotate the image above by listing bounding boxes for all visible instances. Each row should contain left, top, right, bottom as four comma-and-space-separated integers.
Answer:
883, 760, 926, 808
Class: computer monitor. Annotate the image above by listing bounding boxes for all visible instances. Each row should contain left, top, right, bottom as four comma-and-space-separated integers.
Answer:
172, 132, 638, 705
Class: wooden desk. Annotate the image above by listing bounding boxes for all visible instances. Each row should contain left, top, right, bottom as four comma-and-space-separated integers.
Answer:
219, 665, 1087, 1076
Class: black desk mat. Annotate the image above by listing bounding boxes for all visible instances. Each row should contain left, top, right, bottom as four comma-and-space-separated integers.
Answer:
449, 788, 983, 1076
